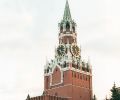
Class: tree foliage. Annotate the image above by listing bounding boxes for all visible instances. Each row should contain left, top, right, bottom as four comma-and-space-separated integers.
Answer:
110, 83, 120, 100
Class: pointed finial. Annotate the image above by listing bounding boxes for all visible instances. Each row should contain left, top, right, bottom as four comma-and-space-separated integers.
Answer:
80, 45, 81, 51
46, 56, 48, 63
26, 94, 30, 100
114, 82, 116, 87
88, 56, 90, 64
45, 56, 49, 68
93, 94, 97, 100
105, 95, 108, 100
63, 0, 72, 21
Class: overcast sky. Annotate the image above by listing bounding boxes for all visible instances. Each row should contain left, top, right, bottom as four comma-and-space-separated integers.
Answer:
0, 0, 120, 100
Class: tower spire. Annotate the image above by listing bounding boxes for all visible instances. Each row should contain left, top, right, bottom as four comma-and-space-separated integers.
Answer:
63, 0, 72, 21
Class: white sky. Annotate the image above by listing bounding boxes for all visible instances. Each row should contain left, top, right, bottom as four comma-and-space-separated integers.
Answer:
0, 0, 120, 100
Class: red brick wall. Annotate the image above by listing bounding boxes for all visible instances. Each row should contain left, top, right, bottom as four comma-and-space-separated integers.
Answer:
46, 84, 92, 100
29, 95, 69, 100
52, 67, 61, 85
47, 85, 72, 98
71, 71, 91, 88
60, 36, 75, 44
44, 76, 50, 90
44, 69, 92, 100
63, 70, 72, 85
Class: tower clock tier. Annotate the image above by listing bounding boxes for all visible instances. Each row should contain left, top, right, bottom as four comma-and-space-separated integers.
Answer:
56, 43, 80, 58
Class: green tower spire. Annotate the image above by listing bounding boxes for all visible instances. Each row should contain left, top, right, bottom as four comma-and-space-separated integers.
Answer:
63, 0, 72, 21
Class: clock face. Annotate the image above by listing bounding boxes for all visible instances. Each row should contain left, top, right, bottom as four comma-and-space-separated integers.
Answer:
57, 44, 65, 56
71, 44, 80, 57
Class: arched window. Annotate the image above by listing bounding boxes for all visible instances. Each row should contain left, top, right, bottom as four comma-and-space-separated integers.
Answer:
55, 92, 58, 96
47, 68, 49, 73
45, 77, 49, 89
63, 61, 66, 68
60, 26, 63, 33
74, 73, 76, 78
66, 22, 70, 30
72, 26, 75, 32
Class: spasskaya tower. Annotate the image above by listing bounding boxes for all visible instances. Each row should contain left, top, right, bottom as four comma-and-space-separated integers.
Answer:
26, 0, 93, 100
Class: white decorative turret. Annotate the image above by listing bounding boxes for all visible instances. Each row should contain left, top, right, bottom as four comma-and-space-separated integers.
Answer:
87, 58, 92, 73
55, 46, 57, 58
63, 23, 66, 32
44, 57, 49, 68
67, 45, 72, 62
70, 22, 72, 31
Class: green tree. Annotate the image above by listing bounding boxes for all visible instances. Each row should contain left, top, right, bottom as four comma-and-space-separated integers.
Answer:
110, 83, 120, 100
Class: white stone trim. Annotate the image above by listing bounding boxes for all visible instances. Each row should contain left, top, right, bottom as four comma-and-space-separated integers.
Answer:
44, 72, 52, 76
50, 65, 63, 87
70, 67, 92, 76
47, 84, 92, 91
61, 67, 92, 76
59, 33, 76, 39
44, 67, 92, 76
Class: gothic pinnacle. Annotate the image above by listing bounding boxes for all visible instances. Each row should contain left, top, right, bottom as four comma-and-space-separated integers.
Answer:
63, 0, 72, 21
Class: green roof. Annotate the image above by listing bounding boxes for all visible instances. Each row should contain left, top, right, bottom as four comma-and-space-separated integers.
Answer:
63, 0, 72, 21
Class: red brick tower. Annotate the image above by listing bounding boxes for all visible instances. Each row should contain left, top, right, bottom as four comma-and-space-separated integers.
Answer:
44, 1, 93, 100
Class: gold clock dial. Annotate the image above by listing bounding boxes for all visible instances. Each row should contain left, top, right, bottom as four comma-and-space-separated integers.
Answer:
71, 44, 80, 57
